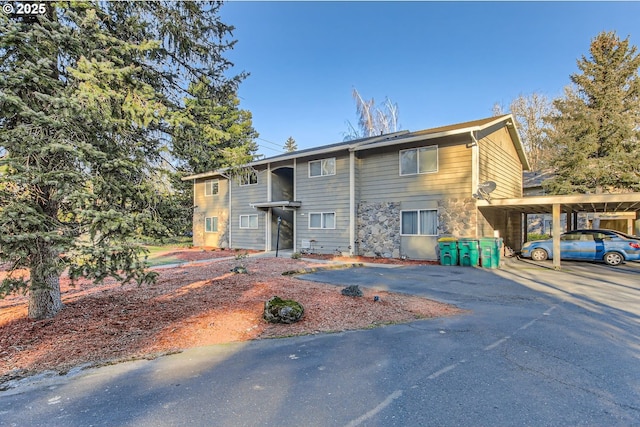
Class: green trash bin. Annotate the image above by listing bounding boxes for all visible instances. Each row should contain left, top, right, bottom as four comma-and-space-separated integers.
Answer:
438, 237, 459, 266
458, 238, 480, 266
479, 237, 502, 269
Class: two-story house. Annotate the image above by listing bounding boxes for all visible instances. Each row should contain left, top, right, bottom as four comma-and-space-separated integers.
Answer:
182, 114, 529, 260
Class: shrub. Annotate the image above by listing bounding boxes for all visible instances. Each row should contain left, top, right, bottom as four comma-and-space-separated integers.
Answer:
527, 233, 551, 241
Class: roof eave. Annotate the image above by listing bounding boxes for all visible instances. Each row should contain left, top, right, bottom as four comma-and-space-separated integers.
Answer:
503, 116, 531, 171
352, 125, 483, 152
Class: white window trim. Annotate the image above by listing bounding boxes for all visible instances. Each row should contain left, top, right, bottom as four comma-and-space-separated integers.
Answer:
204, 179, 219, 196
399, 146, 438, 176
239, 171, 258, 186
308, 158, 336, 178
239, 214, 259, 229
308, 212, 336, 229
205, 216, 218, 233
400, 209, 438, 236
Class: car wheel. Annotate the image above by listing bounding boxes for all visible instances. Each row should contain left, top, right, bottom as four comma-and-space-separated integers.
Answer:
531, 248, 548, 261
604, 252, 624, 266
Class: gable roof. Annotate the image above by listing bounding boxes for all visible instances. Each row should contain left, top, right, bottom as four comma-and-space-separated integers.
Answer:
182, 114, 529, 181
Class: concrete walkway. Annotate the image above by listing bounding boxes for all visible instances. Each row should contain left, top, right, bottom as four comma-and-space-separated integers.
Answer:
151, 249, 405, 270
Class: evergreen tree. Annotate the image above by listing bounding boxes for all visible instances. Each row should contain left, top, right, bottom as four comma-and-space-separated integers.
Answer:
171, 77, 258, 174
0, 2, 253, 319
283, 136, 297, 152
545, 31, 640, 194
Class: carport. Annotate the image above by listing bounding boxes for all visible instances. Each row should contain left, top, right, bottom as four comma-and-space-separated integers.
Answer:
477, 193, 640, 269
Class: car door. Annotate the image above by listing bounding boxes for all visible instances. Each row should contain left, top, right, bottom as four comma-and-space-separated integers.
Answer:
561, 232, 595, 260
576, 232, 597, 259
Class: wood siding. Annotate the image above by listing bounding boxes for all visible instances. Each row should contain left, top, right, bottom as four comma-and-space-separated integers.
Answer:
358, 135, 473, 259
477, 123, 525, 249
478, 208, 523, 252
358, 136, 473, 203
296, 153, 351, 254
231, 169, 268, 250
478, 125, 523, 199
189, 118, 527, 259
193, 177, 228, 247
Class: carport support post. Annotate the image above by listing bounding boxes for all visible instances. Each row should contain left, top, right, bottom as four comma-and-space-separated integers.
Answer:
552, 203, 561, 270
566, 208, 573, 231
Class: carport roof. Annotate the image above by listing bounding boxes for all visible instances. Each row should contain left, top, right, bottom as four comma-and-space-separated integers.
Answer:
476, 193, 640, 215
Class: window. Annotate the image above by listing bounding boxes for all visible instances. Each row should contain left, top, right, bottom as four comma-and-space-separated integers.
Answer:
401, 210, 438, 236
309, 158, 336, 177
239, 171, 258, 186
204, 179, 219, 196
205, 217, 218, 233
399, 146, 437, 175
309, 212, 335, 229
239, 214, 258, 229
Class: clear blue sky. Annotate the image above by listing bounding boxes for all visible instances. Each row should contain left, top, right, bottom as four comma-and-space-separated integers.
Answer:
220, 1, 640, 157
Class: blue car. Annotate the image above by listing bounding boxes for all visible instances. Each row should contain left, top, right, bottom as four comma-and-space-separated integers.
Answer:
520, 229, 640, 266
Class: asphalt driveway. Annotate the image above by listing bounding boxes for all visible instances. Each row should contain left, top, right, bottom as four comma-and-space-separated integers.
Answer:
1, 259, 639, 426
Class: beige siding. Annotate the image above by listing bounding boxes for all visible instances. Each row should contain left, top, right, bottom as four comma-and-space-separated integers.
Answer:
357, 135, 473, 260
193, 177, 229, 247
296, 153, 351, 254
358, 137, 473, 203
477, 123, 525, 250
478, 125, 523, 199
188, 118, 527, 258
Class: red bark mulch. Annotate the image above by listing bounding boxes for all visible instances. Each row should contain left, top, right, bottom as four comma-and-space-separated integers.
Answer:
0, 251, 462, 388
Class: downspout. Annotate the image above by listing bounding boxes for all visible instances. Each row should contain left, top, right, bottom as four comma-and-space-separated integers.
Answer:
470, 131, 479, 238
349, 151, 355, 256
266, 163, 272, 251
218, 171, 233, 248
192, 178, 196, 244
293, 158, 297, 253
228, 176, 232, 248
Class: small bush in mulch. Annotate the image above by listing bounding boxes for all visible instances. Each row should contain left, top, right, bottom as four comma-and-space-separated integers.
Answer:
263, 296, 304, 324
341, 285, 364, 297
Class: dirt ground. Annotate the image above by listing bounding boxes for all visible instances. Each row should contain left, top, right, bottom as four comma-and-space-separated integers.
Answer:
0, 250, 462, 386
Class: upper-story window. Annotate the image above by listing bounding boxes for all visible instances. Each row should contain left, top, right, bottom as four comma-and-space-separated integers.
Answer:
309, 158, 336, 177
399, 146, 438, 175
204, 179, 219, 196
239, 170, 258, 186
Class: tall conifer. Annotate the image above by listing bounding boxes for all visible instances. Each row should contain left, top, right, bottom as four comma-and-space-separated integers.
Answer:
0, 2, 254, 318
545, 31, 640, 194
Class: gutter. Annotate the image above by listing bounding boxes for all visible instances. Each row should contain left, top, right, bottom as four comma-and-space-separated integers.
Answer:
180, 131, 410, 181
350, 126, 483, 152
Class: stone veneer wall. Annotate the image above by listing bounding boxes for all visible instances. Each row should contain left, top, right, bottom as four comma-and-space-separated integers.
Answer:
437, 198, 477, 237
192, 212, 229, 248
217, 216, 230, 248
356, 202, 401, 258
